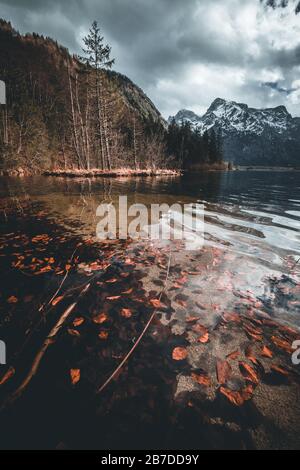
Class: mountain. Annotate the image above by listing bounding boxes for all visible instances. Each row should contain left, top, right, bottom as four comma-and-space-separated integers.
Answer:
261, 0, 300, 14
169, 98, 300, 166
0, 19, 166, 173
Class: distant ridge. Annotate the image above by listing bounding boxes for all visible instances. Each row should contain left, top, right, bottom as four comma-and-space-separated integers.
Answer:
169, 98, 300, 166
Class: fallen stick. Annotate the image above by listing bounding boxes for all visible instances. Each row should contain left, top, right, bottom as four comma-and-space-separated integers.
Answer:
5, 283, 91, 406
38, 244, 80, 313
96, 249, 172, 394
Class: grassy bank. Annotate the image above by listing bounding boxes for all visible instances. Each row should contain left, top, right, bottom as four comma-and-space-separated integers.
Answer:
43, 168, 182, 178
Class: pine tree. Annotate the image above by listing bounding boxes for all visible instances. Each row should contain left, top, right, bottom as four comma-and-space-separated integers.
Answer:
79, 21, 115, 170
208, 129, 218, 163
203, 130, 209, 162
215, 128, 223, 163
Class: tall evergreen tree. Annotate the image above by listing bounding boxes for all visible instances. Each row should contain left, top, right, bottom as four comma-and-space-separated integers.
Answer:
79, 21, 115, 170
208, 129, 218, 163
215, 128, 223, 163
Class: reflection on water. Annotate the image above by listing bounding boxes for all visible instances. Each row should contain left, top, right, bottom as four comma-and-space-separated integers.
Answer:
1, 173, 299, 263
0, 172, 300, 328
1, 172, 300, 323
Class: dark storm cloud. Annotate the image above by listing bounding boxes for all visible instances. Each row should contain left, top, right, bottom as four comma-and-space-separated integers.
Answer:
0, 0, 299, 117
263, 81, 296, 94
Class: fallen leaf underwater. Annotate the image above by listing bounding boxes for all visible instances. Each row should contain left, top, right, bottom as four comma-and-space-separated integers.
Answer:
0, 192, 300, 451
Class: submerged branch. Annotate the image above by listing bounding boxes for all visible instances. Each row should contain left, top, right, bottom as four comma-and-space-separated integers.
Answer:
96, 249, 172, 395
3, 283, 91, 408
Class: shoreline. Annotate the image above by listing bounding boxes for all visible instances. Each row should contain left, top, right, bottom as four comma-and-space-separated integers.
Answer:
43, 168, 182, 178
236, 166, 300, 172
1, 166, 299, 178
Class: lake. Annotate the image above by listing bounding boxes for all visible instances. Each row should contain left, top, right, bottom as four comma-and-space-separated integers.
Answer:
1, 171, 299, 322
0, 171, 300, 449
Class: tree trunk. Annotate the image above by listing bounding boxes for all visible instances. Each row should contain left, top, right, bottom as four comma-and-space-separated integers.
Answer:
96, 71, 105, 170
133, 116, 137, 170
75, 74, 88, 169
17, 125, 22, 155
102, 94, 111, 170
68, 67, 82, 169
85, 76, 91, 171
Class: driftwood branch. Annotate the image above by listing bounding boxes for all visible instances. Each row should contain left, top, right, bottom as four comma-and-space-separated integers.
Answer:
4, 283, 90, 407
96, 249, 172, 394
38, 244, 80, 313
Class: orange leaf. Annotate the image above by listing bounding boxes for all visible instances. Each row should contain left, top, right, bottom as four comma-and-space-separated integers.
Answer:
216, 360, 232, 384
121, 288, 133, 295
51, 295, 64, 307
73, 317, 85, 327
121, 308, 132, 318
244, 322, 263, 336
67, 329, 80, 337
279, 324, 298, 337
93, 313, 108, 324
173, 283, 182, 289
220, 387, 244, 406
7, 296, 18, 304
192, 324, 208, 336
191, 372, 211, 387
106, 296, 121, 301
246, 330, 263, 342
261, 346, 273, 358
270, 365, 289, 377
36, 265, 52, 274
158, 263, 167, 270
220, 385, 254, 406
245, 344, 259, 365
150, 299, 162, 308
198, 332, 209, 344
239, 362, 259, 384
172, 347, 188, 361
176, 276, 188, 285
0, 367, 15, 386
120, 272, 130, 278
223, 312, 240, 323
98, 330, 109, 340
227, 350, 240, 361
70, 368, 80, 385
271, 336, 293, 354
106, 278, 118, 284
242, 384, 254, 401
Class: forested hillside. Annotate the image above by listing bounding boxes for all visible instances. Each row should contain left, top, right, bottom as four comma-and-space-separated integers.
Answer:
167, 118, 224, 169
0, 20, 167, 174
0, 20, 225, 175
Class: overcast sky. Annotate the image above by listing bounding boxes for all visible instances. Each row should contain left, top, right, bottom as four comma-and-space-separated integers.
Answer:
0, 0, 300, 118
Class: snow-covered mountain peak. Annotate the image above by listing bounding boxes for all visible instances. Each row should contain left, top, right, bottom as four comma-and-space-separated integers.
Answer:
170, 99, 293, 136
169, 98, 300, 166
169, 109, 200, 126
